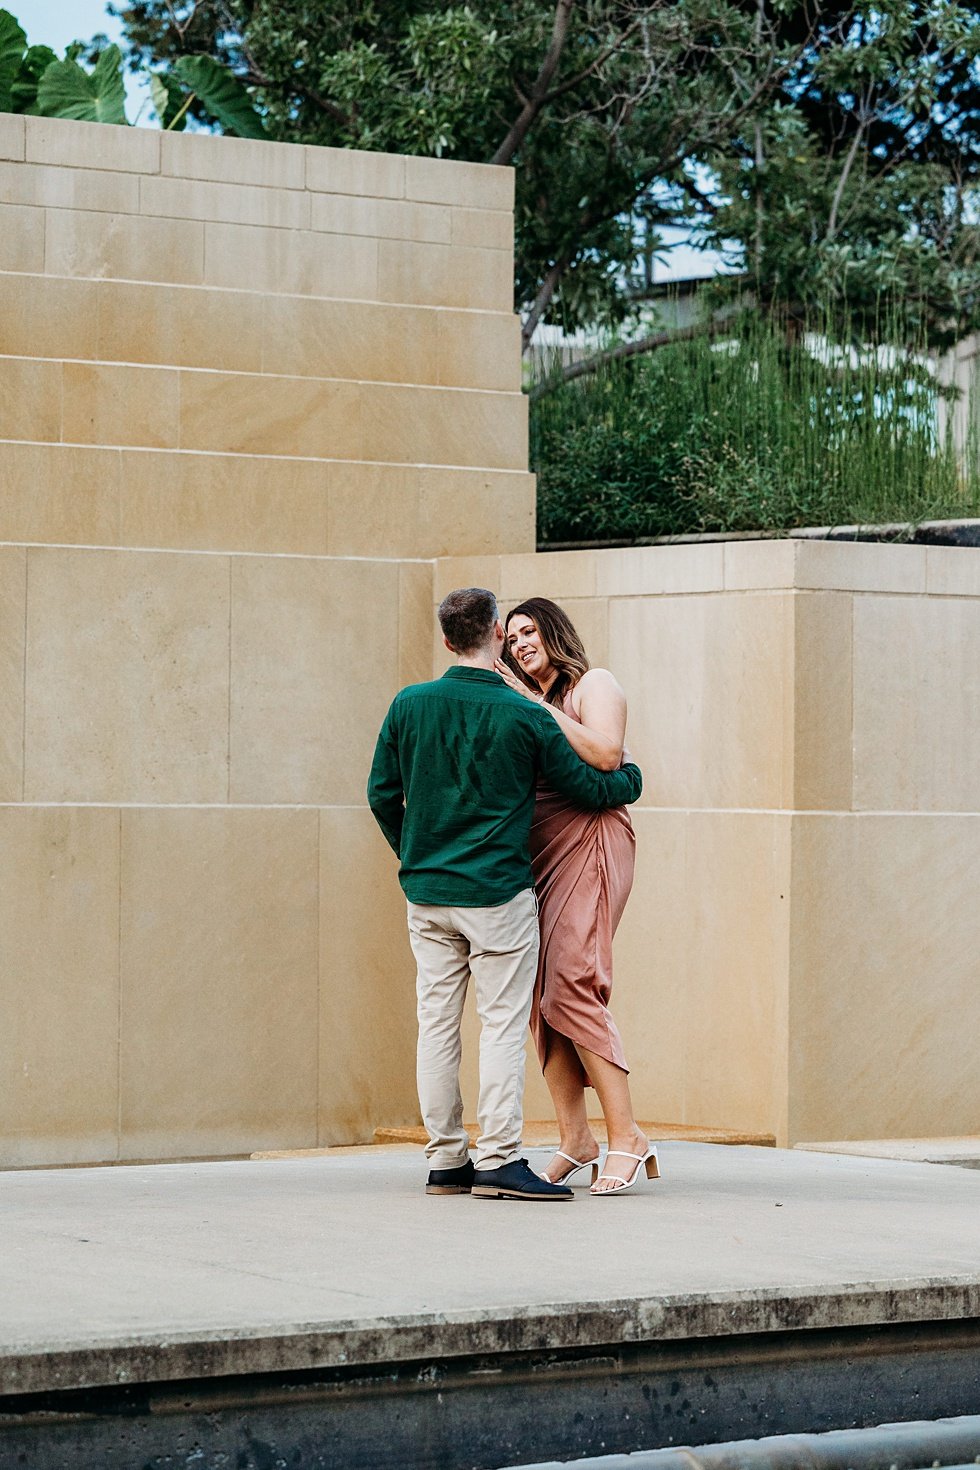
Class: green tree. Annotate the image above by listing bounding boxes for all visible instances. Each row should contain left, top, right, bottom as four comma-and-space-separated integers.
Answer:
65, 1, 980, 355
108, 0, 796, 346
701, 0, 980, 350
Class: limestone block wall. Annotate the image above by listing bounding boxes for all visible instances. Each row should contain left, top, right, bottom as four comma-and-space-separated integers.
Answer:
435, 540, 980, 1145
0, 116, 530, 1167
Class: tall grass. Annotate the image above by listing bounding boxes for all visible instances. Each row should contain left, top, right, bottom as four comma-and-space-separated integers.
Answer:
530, 307, 980, 543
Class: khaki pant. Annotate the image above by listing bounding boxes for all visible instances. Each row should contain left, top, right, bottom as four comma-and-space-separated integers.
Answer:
407, 888, 539, 1171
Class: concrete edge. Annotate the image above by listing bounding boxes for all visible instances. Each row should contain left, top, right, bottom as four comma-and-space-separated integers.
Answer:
5, 1277, 980, 1398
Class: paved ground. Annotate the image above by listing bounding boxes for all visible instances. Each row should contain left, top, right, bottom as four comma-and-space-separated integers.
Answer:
4, 1142, 980, 1395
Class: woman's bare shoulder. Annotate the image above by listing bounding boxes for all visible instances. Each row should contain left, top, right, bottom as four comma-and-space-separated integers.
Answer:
576, 667, 625, 696
572, 667, 627, 716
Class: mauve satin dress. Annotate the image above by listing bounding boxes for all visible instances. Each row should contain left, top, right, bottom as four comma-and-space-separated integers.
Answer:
529, 690, 636, 1081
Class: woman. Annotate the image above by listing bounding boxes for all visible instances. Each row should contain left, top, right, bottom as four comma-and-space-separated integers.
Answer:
496, 597, 658, 1195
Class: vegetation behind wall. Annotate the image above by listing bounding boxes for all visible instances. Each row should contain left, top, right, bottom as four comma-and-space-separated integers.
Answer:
531, 308, 980, 544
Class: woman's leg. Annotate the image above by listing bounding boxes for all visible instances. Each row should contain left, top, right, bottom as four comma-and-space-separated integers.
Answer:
575, 1043, 648, 1192
540, 1030, 600, 1183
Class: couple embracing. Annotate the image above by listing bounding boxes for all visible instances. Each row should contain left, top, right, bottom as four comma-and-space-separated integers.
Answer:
367, 587, 657, 1201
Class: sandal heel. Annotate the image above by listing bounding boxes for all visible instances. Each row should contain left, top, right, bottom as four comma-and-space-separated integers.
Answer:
645, 1147, 661, 1180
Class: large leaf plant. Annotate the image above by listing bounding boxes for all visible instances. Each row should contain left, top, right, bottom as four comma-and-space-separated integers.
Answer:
0, 7, 265, 136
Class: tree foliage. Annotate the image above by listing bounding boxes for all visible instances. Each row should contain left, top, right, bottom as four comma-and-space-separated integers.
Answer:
108, 0, 980, 352
108, 0, 798, 343
704, 1, 980, 349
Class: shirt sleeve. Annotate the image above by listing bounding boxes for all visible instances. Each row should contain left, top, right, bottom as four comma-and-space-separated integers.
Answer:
533, 714, 643, 810
366, 701, 405, 856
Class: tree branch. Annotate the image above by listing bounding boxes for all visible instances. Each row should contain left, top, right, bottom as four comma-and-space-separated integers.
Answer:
491, 0, 574, 167
521, 252, 574, 351
528, 317, 734, 400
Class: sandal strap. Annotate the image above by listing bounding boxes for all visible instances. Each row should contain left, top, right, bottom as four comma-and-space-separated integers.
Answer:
554, 1150, 587, 1167
604, 1149, 645, 1161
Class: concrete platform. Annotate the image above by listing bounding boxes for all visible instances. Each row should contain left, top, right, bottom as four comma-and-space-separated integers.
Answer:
3, 1143, 980, 1468
795, 1137, 980, 1168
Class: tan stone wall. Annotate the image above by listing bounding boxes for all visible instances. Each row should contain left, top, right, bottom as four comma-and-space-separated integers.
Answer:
4, 117, 976, 1165
436, 540, 980, 1145
0, 117, 529, 1166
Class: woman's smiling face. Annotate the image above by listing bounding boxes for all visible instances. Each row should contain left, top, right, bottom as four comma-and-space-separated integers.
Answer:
506, 613, 553, 685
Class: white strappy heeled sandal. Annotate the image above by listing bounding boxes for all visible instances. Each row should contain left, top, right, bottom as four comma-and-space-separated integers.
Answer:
591, 1144, 661, 1195
539, 1149, 600, 1186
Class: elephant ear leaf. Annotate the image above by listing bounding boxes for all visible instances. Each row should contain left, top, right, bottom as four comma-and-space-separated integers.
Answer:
37, 42, 128, 125
11, 44, 57, 113
0, 9, 27, 111
150, 70, 187, 130
173, 54, 266, 138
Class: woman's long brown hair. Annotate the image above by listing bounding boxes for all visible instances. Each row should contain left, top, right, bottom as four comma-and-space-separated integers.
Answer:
504, 598, 590, 709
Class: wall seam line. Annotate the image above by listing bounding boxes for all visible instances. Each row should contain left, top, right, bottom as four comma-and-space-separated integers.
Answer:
315, 806, 321, 1149
116, 807, 123, 1162
19, 546, 27, 801
226, 558, 232, 805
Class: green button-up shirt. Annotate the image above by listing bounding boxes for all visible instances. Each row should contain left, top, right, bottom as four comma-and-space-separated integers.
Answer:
367, 665, 643, 907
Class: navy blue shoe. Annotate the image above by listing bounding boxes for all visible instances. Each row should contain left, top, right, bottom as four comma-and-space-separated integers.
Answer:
471, 1158, 574, 1201
425, 1159, 475, 1195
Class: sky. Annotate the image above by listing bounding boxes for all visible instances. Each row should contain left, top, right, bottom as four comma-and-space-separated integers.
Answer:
14, 0, 726, 282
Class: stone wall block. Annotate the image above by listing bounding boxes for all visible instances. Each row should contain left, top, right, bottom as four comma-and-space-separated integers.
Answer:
229, 556, 399, 805
789, 813, 980, 1140
610, 591, 795, 810
404, 155, 514, 212
140, 174, 311, 231
852, 593, 980, 812
63, 361, 180, 450
318, 809, 420, 1144
451, 206, 513, 251
119, 450, 330, 557
203, 221, 378, 299
97, 279, 266, 374
305, 146, 406, 200
0, 807, 121, 1167
261, 295, 440, 386
45, 208, 205, 285
310, 192, 451, 244
25, 116, 161, 173
0, 356, 61, 443
377, 238, 513, 312
0, 443, 121, 547
161, 130, 306, 189
24, 547, 231, 804
0, 202, 44, 270
119, 807, 319, 1159
0, 159, 139, 213
0, 112, 25, 161
0, 272, 100, 362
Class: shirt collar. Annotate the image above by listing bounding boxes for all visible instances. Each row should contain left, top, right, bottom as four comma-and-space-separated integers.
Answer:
442, 666, 502, 684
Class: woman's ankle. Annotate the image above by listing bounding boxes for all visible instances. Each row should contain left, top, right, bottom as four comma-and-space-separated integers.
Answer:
556, 1134, 599, 1161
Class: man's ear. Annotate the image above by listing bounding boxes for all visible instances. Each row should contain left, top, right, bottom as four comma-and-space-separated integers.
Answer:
443, 635, 456, 652
493, 619, 506, 641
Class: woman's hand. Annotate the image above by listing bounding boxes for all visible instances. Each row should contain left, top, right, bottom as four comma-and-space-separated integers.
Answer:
494, 658, 544, 703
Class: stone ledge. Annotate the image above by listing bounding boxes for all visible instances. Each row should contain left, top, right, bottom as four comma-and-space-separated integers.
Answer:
373, 1121, 777, 1147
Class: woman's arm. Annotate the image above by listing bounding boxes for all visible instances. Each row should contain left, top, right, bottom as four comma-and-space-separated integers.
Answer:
561, 669, 627, 770
494, 663, 627, 770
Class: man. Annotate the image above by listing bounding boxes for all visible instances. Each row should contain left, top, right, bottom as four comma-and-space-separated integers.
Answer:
367, 588, 642, 1202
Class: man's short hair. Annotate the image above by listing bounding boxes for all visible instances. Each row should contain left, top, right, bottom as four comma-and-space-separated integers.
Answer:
438, 587, 499, 654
